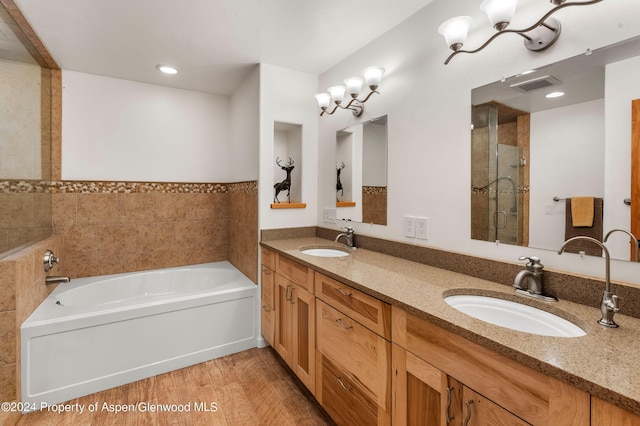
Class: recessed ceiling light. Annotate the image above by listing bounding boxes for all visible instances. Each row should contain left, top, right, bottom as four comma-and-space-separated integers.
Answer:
520, 69, 536, 76
156, 65, 178, 75
545, 91, 565, 98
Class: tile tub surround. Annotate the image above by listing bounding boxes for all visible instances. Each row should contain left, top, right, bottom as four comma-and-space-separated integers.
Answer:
261, 236, 640, 416
0, 234, 64, 402
51, 180, 258, 281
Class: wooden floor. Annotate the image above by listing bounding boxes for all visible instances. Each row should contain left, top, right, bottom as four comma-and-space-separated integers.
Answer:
3, 347, 333, 426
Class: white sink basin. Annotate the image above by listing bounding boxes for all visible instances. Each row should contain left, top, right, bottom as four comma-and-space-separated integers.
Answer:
300, 248, 350, 257
444, 294, 585, 338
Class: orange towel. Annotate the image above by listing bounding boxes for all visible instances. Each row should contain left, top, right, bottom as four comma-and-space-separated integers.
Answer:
571, 197, 595, 227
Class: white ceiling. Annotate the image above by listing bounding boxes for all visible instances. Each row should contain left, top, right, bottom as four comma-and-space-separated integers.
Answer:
14, 0, 434, 95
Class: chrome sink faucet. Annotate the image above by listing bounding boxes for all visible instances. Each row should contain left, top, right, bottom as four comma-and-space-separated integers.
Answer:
335, 226, 356, 248
603, 229, 639, 262
558, 236, 619, 328
513, 256, 557, 301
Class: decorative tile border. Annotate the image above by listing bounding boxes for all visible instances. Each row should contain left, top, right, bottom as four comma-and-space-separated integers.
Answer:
472, 185, 530, 195
0, 180, 50, 193
0, 180, 263, 194
51, 181, 228, 194
228, 181, 258, 194
363, 186, 387, 195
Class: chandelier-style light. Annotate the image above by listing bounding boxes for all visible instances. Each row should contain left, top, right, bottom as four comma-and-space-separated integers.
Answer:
314, 66, 385, 117
438, 0, 603, 65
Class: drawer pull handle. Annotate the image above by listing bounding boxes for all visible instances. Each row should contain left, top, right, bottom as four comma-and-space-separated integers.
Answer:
336, 377, 352, 392
285, 285, 292, 302
262, 305, 271, 312
446, 387, 453, 424
337, 288, 352, 297
463, 400, 473, 426
263, 270, 272, 275
336, 318, 353, 329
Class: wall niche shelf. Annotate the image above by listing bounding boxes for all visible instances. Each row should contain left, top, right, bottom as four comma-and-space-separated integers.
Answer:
336, 201, 356, 207
271, 202, 307, 209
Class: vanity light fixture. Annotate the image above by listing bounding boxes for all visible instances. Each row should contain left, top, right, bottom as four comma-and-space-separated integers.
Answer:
314, 66, 385, 117
156, 64, 178, 75
438, 0, 603, 65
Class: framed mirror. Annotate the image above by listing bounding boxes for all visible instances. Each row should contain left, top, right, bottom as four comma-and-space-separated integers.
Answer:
335, 115, 387, 225
0, 4, 54, 258
471, 35, 640, 261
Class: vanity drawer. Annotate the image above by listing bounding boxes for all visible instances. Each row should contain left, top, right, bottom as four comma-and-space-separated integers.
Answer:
317, 354, 382, 426
315, 272, 391, 339
276, 254, 314, 293
261, 247, 276, 270
316, 299, 390, 411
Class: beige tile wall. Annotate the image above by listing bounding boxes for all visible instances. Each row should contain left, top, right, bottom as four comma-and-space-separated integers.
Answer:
228, 181, 259, 283
0, 234, 64, 402
52, 189, 231, 278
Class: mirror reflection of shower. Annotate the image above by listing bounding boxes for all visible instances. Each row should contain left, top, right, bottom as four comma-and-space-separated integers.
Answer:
471, 102, 529, 245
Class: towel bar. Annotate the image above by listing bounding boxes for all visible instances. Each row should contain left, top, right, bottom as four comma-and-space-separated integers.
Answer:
554, 196, 631, 206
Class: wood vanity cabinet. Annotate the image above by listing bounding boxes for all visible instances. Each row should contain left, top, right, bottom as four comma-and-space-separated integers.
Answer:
591, 397, 640, 425
260, 248, 276, 346
315, 272, 392, 425
273, 254, 316, 393
392, 306, 590, 426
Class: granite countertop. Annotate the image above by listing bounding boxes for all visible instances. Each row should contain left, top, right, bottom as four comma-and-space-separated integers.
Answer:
261, 237, 640, 415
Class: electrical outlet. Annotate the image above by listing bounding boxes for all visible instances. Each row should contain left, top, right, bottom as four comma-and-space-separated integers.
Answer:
322, 208, 337, 223
404, 216, 416, 238
416, 217, 428, 240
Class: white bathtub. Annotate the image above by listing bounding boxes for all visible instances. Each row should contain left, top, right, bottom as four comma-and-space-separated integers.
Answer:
21, 261, 259, 410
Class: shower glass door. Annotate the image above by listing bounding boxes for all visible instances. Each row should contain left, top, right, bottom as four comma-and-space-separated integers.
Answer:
471, 103, 524, 245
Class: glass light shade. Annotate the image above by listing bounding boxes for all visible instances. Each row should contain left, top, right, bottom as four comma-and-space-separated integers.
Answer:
314, 92, 331, 109
362, 66, 385, 90
438, 16, 473, 50
480, 0, 518, 29
327, 85, 346, 104
343, 76, 364, 97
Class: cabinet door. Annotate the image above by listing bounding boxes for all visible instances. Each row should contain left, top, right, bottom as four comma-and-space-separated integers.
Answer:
392, 343, 461, 426
462, 387, 531, 426
260, 265, 275, 346
274, 274, 293, 364
592, 397, 640, 426
291, 284, 315, 393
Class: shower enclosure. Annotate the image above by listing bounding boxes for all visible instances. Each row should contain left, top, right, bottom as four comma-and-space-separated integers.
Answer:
471, 102, 529, 246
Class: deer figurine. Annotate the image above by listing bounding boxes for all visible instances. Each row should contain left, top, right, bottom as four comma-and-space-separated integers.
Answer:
336, 162, 345, 202
273, 157, 295, 203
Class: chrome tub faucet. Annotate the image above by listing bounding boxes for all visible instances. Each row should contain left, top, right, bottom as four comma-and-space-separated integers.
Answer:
335, 226, 356, 248
558, 236, 619, 328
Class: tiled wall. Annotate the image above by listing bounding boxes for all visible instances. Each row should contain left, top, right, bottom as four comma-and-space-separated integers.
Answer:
228, 181, 259, 283
51, 181, 232, 278
362, 186, 387, 226
0, 234, 64, 402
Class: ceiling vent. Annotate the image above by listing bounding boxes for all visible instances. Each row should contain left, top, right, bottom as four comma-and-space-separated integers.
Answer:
509, 75, 562, 92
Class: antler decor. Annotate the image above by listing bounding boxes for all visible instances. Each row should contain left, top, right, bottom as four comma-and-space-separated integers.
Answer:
273, 157, 295, 203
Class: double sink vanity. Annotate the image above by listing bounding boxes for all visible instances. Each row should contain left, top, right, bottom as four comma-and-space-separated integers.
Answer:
260, 235, 640, 425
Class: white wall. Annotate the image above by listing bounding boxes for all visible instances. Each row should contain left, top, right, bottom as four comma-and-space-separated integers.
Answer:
0, 60, 41, 179
605, 55, 640, 260
529, 99, 605, 252
317, 0, 640, 283
259, 64, 318, 230
229, 66, 260, 182
62, 70, 230, 182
